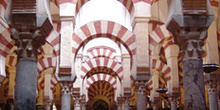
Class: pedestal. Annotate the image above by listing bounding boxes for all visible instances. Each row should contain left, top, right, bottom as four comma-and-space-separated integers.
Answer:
14, 58, 37, 110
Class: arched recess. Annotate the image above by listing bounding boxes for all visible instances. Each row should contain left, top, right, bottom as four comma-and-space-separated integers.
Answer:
75, 0, 134, 17
37, 57, 58, 98
86, 74, 117, 90
73, 20, 136, 73
0, 29, 14, 58
88, 81, 115, 103
81, 57, 123, 81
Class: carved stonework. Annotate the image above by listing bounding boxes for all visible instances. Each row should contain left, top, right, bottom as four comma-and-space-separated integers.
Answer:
74, 97, 80, 107
175, 28, 207, 60
135, 81, 146, 94
123, 97, 130, 106
60, 82, 73, 94
11, 28, 45, 59
206, 80, 218, 94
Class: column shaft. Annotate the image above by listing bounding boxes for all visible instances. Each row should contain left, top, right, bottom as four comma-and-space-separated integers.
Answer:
183, 59, 206, 110
61, 93, 71, 110
171, 101, 177, 110
14, 58, 37, 110
136, 93, 146, 110
209, 93, 218, 110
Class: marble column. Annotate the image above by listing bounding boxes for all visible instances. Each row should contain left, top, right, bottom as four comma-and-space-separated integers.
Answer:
181, 29, 207, 110
136, 81, 146, 110
206, 80, 218, 110
60, 82, 72, 110
166, 0, 214, 109
12, 29, 45, 110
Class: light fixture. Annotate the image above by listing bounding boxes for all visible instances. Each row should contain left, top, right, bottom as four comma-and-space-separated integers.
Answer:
203, 64, 219, 73
156, 88, 168, 93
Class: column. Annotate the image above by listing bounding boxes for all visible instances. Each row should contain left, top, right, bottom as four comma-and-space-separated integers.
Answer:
44, 100, 52, 110
60, 82, 72, 110
123, 97, 130, 110
12, 29, 45, 110
168, 95, 179, 110
80, 99, 86, 110
135, 81, 146, 110
117, 97, 123, 110
151, 97, 161, 110
205, 75, 219, 110
74, 98, 81, 110
7, 0, 52, 109
166, 0, 214, 109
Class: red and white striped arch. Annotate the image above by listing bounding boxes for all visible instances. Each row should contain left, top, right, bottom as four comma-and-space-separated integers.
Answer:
210, 0, 219, 7
146, 79, 153, 91
51, 75, 58, 90
0, 29, 14, 58
45, 20, 61, 56
88, 81, 115, 101
87, 46, 116, 59
86, 74, 117, 90
6, 55, 17, 67
0, 0, 7, 10
148, 20, 164, 34
50, 0, 59, 6
81, 57, 123, 80
37, 57, 58, 91
58, 0, 77, 5
149, 25, 173, 54
73, 20, 136, 66
152, 59, 171, 82
37, 57, 57, 75
75, 0, 134, 16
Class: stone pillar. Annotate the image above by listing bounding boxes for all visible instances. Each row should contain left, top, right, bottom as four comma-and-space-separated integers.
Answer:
166, 0, 214, 109
74, 98, 81, 110
44, 100, 52, 110
12, 29, 45, 110
205, 74, 219, 110
6, 0, 53, 109
60, 82, 72, 110
151, 97, 161, 110
135, 81, 146, 110
80, 99, 86, 110
123, 97, 130, 110
168, 94, 179, 110
117, 97, 123, 110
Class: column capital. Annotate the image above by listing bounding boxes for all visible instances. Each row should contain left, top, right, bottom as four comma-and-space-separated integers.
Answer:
44, 99, 52, 110
206, 80, 218, 94
175, 28, 208, 60
60, 81, 73, 94
11, 28, 45, 59
135, 81, 146, 94
123, 97, 131, 106
74, 97, 81, 107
